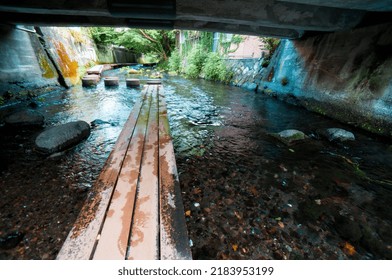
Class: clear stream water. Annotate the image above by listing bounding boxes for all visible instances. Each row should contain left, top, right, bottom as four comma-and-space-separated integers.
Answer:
0, 68, 391, 259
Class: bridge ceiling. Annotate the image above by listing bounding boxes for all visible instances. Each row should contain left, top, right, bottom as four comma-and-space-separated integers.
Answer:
0, 0, 391, 38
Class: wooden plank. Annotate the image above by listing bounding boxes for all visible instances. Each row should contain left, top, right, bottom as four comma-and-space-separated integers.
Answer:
56, 90, 148, 260
126, 85, 160, 260
158, 86, 193, 260
87, 65, 104, 75
92, 87, 151, 259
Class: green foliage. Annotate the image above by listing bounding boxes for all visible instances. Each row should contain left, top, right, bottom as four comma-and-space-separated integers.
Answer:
261, 58, 270, 68
203, 52, 230, 82
185, 46, 208, 79
116, 29, 175, 61
87, 28, 175, 62
260, 37, 280, 68
168, 48, 181, 73
221, 34, 244, 54
0, 96, 4, 106
88, 27, 117, 46
261, 37, 281, 55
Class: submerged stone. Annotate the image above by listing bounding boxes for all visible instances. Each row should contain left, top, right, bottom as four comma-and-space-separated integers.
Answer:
35, 121, 90, 154
270, 129, 307, 145
5, 109, 44, 127
325, 128, 355, 142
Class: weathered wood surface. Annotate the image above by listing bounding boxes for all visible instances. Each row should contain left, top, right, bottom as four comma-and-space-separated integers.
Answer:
86, 65, 104, 75
57, 85, 191, 260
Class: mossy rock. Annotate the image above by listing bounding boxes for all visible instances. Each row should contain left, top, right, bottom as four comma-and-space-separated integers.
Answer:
270, 129, 308, 145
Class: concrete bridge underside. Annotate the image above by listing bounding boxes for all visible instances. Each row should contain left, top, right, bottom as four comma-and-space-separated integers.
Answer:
0, 0, 391, 38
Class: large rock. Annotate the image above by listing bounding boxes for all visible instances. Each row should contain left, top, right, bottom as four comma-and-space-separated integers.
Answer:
270, 129, 307, 145
322, 128, 355, 142
35, 121, 90, 154
5, 109, 44, 127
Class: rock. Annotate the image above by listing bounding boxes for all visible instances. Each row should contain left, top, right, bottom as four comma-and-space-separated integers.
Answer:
242, 82, 257, 92
321, 128, 355, 142
103, 77, 119, 86
35, 121, 90, 154
270, 129, 307, 145
82, 75, 100, 87
0, 231, 25, 249
334, 215, 362, 242
91, 119, 111, 127
5, 109, 44, 127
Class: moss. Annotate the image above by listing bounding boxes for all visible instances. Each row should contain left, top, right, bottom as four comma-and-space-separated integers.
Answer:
38, 54, 56, 79
54, 41, 79, 85
281, 76, 288, 86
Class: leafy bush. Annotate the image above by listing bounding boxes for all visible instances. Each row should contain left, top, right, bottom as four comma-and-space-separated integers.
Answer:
168, 49, 181, 73
185, 46, 207, 79
203, 52, 229, 82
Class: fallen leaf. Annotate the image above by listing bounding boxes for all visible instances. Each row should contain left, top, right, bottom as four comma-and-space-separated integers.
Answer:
232, 244, 238, 251
289, 149, 295, 153
185, 210, 191, 217
343, 242, 356, 256
193, 188, 202, 194
249, 186, 258, 196
234, 211, 242, 219
278, 221, 285, 229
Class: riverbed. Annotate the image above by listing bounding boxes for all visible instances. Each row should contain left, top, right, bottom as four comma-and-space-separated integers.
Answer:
1, 68, 391, 259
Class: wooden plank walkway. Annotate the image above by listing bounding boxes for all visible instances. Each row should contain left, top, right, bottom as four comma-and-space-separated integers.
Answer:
57, 84, 192, 260
86, 65, 104, 75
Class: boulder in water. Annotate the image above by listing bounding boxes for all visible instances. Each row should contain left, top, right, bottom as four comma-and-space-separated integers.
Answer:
5, 109, 44, 127
35, 121, 90, 154
270, 129, 307, 145
317, 128, 355, 142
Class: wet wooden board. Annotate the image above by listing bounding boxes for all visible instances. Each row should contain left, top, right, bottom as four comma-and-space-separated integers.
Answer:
158, 86, 192, 260
127, 86, 160, 260
92, 90, 151, 259
56, 91, 147, 260
57, 85, 191, 260
87, 65, 104, 75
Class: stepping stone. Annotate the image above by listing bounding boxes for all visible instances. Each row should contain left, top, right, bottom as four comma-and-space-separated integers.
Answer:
126, 78, 140, 87
35, 121, 90, 154
82, 75, 100, 87
104, 77, 119, 86
147, 79, 162, 85
5, 109, 44, 127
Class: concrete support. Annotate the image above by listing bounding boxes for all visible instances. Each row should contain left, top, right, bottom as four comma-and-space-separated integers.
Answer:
1, 0, 391, 38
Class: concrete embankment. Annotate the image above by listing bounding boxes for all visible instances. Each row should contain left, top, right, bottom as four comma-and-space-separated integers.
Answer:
228, 23, 392, 137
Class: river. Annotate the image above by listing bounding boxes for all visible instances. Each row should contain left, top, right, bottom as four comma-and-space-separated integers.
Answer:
0, 68, 391, 259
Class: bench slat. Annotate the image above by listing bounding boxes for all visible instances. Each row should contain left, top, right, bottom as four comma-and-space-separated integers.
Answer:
56, 91, 147, 260
92, 88, 152, 259
127, 85, 160, 260
158, 87, 193, 260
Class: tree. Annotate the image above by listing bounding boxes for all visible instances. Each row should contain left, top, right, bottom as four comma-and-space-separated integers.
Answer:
115, 29, 175, 61
87, 28, 175, 62
88, 27, 117, 46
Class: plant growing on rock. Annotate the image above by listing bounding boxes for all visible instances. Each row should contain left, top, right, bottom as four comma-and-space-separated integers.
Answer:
203, 52, 230, 82
281, 76, 289, 86
185, 45, 208, 79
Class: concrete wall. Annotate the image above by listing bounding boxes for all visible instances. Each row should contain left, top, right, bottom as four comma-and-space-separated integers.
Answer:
227, 58, 264, 92
0, 25, 99, 104
0, 25, 59, 98
39, 27, 97, 87
259, 23, 392, 137
226, 23, 392, 137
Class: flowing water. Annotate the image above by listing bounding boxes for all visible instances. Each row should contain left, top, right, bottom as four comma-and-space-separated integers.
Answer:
0, 68, 391, 259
